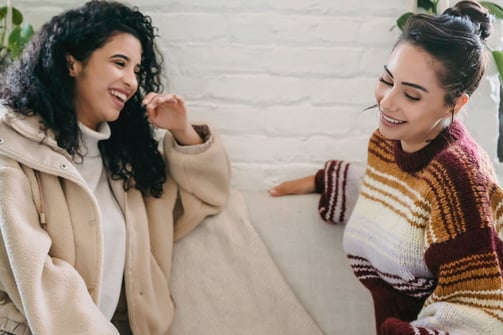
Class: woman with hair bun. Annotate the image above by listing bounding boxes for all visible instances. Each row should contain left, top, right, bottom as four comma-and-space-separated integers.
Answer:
0, 0, 230, 334
271, 1, 503, 334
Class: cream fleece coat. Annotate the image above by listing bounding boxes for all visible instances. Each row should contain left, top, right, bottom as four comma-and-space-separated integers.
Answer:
0, 110, 231, 335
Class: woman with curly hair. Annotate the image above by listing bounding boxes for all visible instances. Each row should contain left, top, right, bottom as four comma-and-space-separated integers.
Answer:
271, 0, 503, 334
0, 1, 230, 334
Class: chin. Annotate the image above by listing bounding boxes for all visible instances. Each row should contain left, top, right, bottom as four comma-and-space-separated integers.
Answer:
106, 111, 121, 122
378, 124, 400, 141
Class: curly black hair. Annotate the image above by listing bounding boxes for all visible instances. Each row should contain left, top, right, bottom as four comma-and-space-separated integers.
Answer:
1, 0, 167, 197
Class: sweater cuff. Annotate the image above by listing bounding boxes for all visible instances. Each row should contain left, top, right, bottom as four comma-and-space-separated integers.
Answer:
315, 169, 325, 193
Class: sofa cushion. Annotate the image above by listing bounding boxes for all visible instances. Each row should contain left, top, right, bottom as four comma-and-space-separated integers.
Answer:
241, 191, 375, 334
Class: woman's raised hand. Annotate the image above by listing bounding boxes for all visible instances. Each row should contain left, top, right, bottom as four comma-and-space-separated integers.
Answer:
142, 93, 202, 145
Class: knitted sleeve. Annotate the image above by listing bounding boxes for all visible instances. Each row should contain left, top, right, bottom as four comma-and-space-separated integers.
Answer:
316, 160, 366, 225
381, 152, 503, 335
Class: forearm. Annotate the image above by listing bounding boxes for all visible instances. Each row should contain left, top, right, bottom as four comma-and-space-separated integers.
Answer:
171, 123, 204, 146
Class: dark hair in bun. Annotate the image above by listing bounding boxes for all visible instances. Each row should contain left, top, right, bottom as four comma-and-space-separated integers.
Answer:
397, 0, 493, 106
443, 0, 492, 41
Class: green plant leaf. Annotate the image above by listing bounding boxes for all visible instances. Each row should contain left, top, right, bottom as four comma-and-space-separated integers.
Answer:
0, 5, 33, 62
11, 7, 23, 25
397, 12, 414, 31
7, 23, 32, 58
7, 26, 21, 57
417, 0, 436, 13
18, 23, 33, 44
0, 6, 24, 25
492, 50, 503, 84
480, 2, 503, 19
0, 6, 6, 20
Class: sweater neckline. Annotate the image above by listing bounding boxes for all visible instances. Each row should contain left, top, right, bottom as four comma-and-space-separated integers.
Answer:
393, 121, 464, 173
78, 122, 111, 158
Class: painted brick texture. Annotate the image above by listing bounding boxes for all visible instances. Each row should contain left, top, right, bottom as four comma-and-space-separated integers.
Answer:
13, 0, 503, 190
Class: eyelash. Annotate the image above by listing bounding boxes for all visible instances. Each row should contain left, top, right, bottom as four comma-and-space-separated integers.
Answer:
378, 77, 420, 101
379, 77, 392, 86
114, 61, 141, 76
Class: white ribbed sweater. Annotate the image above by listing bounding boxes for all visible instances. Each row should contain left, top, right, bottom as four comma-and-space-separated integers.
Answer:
76, 122, 126, 320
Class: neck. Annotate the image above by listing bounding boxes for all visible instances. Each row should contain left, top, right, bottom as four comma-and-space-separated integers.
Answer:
400, 122, 447, 153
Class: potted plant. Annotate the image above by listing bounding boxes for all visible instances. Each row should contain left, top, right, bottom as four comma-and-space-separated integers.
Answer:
0, 0, 34, 73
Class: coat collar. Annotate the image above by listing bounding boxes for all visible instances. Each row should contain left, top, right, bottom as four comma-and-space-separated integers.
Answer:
0, 108, 82, 181
1, 107, 56, 144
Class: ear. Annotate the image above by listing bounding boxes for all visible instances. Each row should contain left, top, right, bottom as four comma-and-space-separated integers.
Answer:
65, 54, 81, 77
452, 93, 469, 115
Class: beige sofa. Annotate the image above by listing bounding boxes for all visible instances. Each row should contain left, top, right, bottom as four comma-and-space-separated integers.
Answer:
242, 191, 375, 334
169, 190, 375, 335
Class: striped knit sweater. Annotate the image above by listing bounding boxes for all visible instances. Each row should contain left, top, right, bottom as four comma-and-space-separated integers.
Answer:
315, 121, 503, 335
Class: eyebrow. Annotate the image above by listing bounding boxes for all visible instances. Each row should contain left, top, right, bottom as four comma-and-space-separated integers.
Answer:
111, 54, 130, 61
383, 65, 429, 93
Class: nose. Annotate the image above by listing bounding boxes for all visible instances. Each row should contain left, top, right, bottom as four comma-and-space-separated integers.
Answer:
377, 85, 399, 113
123, 69, 138, 90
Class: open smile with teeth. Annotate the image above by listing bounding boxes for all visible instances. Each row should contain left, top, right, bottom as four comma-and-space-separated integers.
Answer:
382, 113, 406, 125
110, 89, 127, 103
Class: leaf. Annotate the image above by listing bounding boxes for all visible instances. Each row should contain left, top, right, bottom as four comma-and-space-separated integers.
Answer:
492, 50, 503, 84
480, 1, 503, 19
417, 0, 436, 12
397, 12, 414, 31
8, 26, 22, 57
7, 23, 33, 58
0, 6, 24, 25
19, 23, 34, 45
11, 7, 23, 25
0, 7, 6, 21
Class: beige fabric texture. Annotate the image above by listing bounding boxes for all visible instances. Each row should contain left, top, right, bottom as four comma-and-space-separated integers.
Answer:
0, 110, 231, 335
242, 191, 375, 334
168, 190, 324, 335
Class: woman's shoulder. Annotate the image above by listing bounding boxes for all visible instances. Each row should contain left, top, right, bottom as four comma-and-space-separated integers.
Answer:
430, 130, 496, 188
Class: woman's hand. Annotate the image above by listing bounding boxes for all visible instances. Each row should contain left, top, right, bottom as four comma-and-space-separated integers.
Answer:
142, 93, 203, 145
268, 175, 316, 197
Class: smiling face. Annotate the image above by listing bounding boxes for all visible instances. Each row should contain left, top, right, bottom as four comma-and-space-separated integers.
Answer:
67, 32, 142, 130
375, 42, 467, 153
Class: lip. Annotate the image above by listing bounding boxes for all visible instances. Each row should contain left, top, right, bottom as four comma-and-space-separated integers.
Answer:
110, 94, 125, 109
380, 111, 406, 127
109, 88, 130, 108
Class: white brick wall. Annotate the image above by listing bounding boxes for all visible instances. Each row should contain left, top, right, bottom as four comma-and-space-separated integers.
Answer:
13, 0, 503, 190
